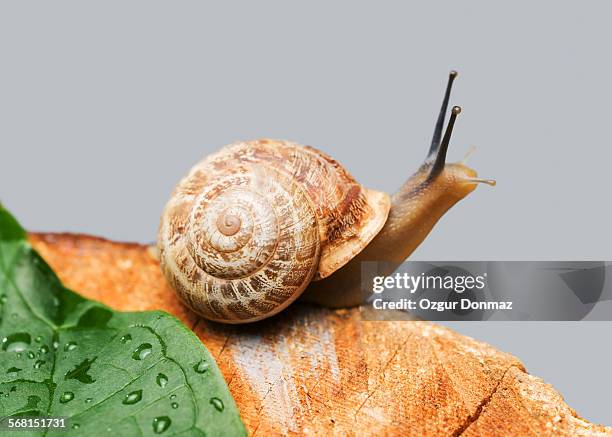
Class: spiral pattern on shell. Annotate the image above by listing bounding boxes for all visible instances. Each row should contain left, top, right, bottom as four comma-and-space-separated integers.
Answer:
159, 162, 320, 323
158, 139, 391, 323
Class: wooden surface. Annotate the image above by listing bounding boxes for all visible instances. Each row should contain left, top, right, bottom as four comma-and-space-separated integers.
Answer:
29, 233, 612, 436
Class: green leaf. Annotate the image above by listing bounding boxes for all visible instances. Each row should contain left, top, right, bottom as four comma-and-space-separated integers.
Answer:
0, 206, 246, 436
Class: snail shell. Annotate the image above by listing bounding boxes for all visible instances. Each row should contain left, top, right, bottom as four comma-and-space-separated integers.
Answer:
158, 139, 390, 323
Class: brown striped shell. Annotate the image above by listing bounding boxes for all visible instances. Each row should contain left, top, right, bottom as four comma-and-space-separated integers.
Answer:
158, 139, 390, 323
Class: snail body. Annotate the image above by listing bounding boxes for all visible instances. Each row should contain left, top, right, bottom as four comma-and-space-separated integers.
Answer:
158, 72, 494, 323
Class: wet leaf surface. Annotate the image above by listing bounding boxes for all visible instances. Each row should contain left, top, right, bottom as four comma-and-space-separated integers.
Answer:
0, 206, 246, 436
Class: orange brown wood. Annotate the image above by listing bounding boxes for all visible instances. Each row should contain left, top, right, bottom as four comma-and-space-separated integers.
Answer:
29, 233, 612, 436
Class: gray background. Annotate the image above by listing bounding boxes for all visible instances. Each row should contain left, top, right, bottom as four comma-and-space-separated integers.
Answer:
1, 1, 611, 425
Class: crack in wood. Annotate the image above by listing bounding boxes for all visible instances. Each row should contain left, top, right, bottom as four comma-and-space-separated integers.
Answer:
217, 332, 232, 360
454, 364, 520, 436
353, 334, 413, 421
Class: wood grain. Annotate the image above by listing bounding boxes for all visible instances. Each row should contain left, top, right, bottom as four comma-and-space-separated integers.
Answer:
29, 233, 612, 436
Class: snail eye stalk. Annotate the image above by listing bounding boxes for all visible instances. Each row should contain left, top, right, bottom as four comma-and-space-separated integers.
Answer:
429, 105, 461, 180
428, 70, 458, 158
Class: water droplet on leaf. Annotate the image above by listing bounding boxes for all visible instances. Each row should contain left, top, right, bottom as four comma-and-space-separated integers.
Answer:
132, 343, 152, 360
7, 367, 21, 377
27, 351, 35, 359
210, 397, 224, 412
72, 424, 80, 430
120, 334, 132, 344
64, 341, 77, 351
122, 389, 143, 405
34, 360, 45, 369
39, 345, 49, 354
152, 416, 171, 434
171, 402, 179, 409
34, 336, 42, 343
2, 332, 31, 353
156, 373, 168, 388
59, 392, 74, 403
85, 398, 93, 403
193, 360, 209, 374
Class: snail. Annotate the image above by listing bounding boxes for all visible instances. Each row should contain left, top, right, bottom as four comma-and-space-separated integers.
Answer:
158, 71, 494, 323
